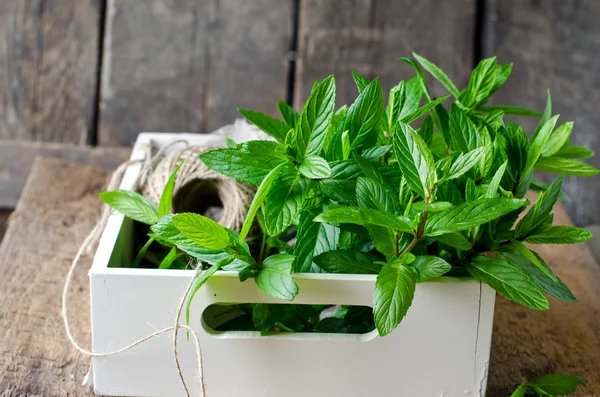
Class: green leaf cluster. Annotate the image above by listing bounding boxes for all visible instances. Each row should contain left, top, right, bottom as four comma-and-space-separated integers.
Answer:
99, 53, 596, 338
511, 374, 587, 397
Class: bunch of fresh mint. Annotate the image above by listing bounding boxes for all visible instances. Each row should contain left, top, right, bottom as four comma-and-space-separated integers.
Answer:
100, 53, 597, 336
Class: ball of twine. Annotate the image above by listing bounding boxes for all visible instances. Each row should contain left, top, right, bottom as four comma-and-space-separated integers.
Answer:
141, 145, 254, 232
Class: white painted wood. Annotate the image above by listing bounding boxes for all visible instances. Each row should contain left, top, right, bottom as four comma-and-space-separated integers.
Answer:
90, 133, 496, 397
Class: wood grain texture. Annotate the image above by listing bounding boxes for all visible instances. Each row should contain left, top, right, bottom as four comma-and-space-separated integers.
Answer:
482, 0, 600, 226
99, 0, 293, 146
0, 0, 100, 144
295, 0, 476, 108
0, 158, 110, 396
1, 162, 599, 395
0, 141, 130, 208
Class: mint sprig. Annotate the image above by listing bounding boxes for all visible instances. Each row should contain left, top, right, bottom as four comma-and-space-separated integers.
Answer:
100, 53, 597, 338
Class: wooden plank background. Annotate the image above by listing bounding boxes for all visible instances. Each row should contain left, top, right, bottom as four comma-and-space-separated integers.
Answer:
0, 0, 100, 144
0, 0, 599, 226
482, 0, 600, 225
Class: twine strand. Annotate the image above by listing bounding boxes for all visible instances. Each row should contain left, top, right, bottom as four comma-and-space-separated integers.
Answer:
60, 139, 253, 397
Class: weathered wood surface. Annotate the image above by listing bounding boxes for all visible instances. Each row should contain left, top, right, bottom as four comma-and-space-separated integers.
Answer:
0, 141, 130, 209
482, 0, 600, 226
99, 0, 293, 146
1, 159, 599, 396
0, 0, 100, 144
295, 0, 476, 107
0, 158, 109, 396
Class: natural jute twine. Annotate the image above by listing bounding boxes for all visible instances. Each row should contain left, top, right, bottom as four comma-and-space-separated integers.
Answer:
62, 140, 254, 397
142, 146, 254, 232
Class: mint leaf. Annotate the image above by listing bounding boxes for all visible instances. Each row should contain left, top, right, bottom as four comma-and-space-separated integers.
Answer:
466, 256, 549, 310
264, 164, 307, 236
525, 115, 559, 173
527, 374, 587, 396
460, 57, 497, 107
526, 226, 592, 244
478, 105, 541, 116
352, 71, 369, 93
393, 123, 435, 198
356, 177, 399, 214
498, 249, 575, 302
315, 207, 414, 234
505, 123, 529, 174
535, 156, 599, 176
295, 75, 336, 158
449, 104, 478, 153
510, 383, 527, 397
399, 95, 450, 124
413, 52, 459, 97
239, 162, 286, 242
435, 156, 452, 180
277, 100, 299, 128
446, 147, 487, 180
530, 178, 570, 201
354, 173, 399, 257
298, 155, 331, 179
361, 145, 392, 161
319, 161, 360, 204
99, 190, 158, 225
412, 201, 453, 212
418, 116, 434, 145
131, 236, 154, 268
433, 233, 472, 250
532, 90, 552, 139
366, 225, 397, 258
293, 206, 339, 273
340, 78, 384, 153
515, 174, 563, 239
341, 131, 351, 160
199, 140, 288, 185
152, 216, 254, 268
507, 239, 556, 280
541, 121, 573, 157
313, 249, 381, 274
554, 144, 594, 159
386, 82, 404, 131
490, 63, 512, 95
225, 137, 237, 148
150, 214, 194, 247
354, 153, 400, 195
173, 213, 230, 250
425, 198, 527, 236
158, 161, 183, 217
238, 109, 290, 143
186, 256, 234, 325
255, 254, 298, 300
373, 263, 416, 336
158, 247, 180, 270
411, 255, 451, 282
485, 161, 507, 198
398, 77, 424, 120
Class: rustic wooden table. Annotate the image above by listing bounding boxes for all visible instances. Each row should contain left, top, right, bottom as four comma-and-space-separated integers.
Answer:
0, 158, 599, 397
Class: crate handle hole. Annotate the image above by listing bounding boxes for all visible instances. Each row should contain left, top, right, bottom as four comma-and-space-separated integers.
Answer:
200, 302, 378, 340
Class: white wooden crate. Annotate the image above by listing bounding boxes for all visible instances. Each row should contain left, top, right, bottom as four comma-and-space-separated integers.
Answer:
89, 133, 496, 397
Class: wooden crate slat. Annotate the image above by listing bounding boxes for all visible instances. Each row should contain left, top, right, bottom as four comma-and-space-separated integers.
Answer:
0, 141, 129, 208
482, 0, 600, 225
295, 0, 477, 108
0, 0, 100, 144
99, 0, 293, 145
